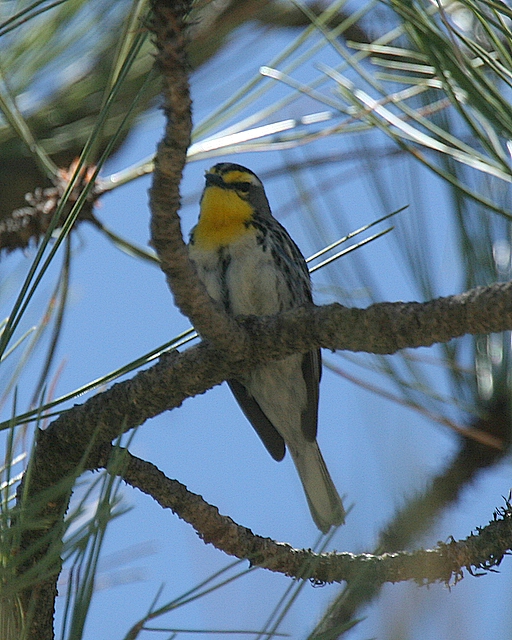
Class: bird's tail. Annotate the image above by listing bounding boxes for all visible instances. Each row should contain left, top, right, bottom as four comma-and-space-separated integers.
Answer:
290, 441, 345, 533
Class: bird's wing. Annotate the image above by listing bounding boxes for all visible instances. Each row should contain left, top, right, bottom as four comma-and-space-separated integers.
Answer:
300, 349, 322, 442
227, 379, 286, 461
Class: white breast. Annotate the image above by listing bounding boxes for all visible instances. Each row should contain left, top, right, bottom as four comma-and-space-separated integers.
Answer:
190, 232, 292, 317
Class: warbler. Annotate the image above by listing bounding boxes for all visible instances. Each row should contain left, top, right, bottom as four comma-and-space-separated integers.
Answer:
188, 162, 345, 532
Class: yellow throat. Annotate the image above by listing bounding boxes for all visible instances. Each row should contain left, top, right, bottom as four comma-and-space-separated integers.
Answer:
193, 185, 254, 250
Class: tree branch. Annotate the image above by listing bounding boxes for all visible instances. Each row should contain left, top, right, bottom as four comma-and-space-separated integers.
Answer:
250, 281, 512, 357
310, 397, 512, 637
102, 445, 512, 586
148, 0, 243, 351
28, 280, 512, 473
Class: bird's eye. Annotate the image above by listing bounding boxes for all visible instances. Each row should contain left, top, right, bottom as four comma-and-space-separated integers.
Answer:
237, 183, 251, 194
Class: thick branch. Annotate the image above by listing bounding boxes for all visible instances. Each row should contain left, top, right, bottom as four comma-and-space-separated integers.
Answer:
105, 446, 512, 586
148, 0, 243, 350
249, 281, 512, 357
30, 279, 512, 478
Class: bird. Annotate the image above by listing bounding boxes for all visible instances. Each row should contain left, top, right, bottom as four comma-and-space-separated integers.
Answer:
188, 162, 345, 533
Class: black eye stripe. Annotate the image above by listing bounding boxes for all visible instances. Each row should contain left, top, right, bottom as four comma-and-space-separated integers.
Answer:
227, 181, 251, 191
205, 173, 259, 192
